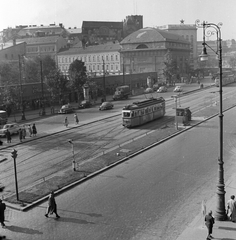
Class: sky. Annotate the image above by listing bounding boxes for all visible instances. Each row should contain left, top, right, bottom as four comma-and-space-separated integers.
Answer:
1, 0, 236, 41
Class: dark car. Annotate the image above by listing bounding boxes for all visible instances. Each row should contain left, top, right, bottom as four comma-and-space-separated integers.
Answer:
99, 102, 114, 111
79, 100, 92, 109
58, 104, 74, 114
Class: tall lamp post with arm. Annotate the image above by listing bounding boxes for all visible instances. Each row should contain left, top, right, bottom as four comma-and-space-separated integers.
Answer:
196, 20, 226, 221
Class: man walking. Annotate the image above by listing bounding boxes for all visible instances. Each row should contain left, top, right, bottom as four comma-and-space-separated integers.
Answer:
205, 210, 215, 239
45, 191, 60, 218
0, 199, 6, 228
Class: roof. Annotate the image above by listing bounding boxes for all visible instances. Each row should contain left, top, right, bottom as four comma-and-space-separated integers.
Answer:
66, 28, 82, 34
58, 43, 121, 55
121, 27, 189, 44
82, 21, 123, 29
15, 36, 61, 44
0, 41, 25, 50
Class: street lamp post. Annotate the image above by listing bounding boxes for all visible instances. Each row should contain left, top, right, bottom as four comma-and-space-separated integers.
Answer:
196, 20, 226, 221
68, 139, 76, 171
102, 58, 106, 102
18, 55, 26, 120
40, 60, 46, 116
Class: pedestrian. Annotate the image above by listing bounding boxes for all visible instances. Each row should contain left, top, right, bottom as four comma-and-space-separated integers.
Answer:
32, 123, 37, 136
19, 128, 23, 142
205, 210, 215, 240
45, 191, 60, 218
0, 199, 6, 228
28, 124, 32, 137
227, 195, 236, 222
64, 117, 69, 127
74, 113, 79, 124
5, 129, 11, 143
22, 126, 26, 139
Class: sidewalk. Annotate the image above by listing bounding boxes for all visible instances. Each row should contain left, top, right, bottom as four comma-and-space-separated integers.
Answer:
176, 173, 236, 240
6, 79, 213, 124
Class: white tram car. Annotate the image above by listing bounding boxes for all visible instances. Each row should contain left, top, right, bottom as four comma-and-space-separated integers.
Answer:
122, 97, 166, 128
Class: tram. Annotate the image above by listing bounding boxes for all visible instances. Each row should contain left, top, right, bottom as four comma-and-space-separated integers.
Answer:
215, 71, 236, 87
122, 97, 165, 128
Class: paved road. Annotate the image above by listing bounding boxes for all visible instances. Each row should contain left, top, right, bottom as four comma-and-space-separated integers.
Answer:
1, 101, 236, 240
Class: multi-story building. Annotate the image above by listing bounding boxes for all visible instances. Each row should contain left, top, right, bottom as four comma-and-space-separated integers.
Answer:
120, 27, 191, 82
0, 41, 26, 62
157, 21, 197, 69
81, 15, 143, 46
57, 42, 121, 76
16, 36, 67, 59
17, 24, 66, 38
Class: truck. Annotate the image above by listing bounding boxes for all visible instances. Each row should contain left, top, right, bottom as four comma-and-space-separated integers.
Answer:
113, 85, 130, 100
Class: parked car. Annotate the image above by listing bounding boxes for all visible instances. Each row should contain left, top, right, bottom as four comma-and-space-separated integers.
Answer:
144, 88, 154, 93
173, 86, 183, 92
58, 104, 74, 114
99, 101, 114, 111
0, 123, 21, 137
157, 86, 167, 92
79, 100, 92, 109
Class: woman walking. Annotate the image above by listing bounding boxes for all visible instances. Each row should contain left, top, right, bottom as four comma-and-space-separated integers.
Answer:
45, 191, 60, 218
28, 124, 32, 137
32, 123, 37, 136
64, 117, 69, 127
74, 113, 79, 124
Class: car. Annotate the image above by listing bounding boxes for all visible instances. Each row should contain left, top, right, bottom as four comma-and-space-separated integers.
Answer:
79, 100, 92, 109
157, 86, 167, 92
99, 101, 114, 111
58, 104, 74, 114
144, 88, 154, 93
173, 86, 183, 92
0, 123, 21, 137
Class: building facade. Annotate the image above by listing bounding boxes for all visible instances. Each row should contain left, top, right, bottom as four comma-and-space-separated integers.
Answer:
0, 41, 26, 62
57, 43, 121, 76
16, 36, 67, 59
120, 27, 191, 82
157, 21, 197, 69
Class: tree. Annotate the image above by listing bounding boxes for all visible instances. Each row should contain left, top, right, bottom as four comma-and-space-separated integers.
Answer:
228, 56, 236, 69
68, 59, 87, 101
24, 55, 57, 84
45, 69, 69, 104
0, 61, 19, 85
163, 51, 178, 86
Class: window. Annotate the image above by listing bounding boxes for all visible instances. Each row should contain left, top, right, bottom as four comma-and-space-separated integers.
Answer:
115, 55, 118, 61
93, 56, 95, 62
123, 112, 131, 117
111, 55, 113, 61
111, 65, 113, 70
106, 55, 109, 61
97, 65, 100, 71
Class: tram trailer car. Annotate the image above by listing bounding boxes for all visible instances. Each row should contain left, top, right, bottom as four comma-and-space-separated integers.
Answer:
122, 97, 165, 128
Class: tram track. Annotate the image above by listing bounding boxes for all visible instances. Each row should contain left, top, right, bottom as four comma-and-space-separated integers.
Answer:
1, 86, 236, 202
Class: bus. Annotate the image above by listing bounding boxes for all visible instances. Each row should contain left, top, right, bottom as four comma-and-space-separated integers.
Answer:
122, 97, 165, 128
0, 110, 8, 125
215, 71, 236, 87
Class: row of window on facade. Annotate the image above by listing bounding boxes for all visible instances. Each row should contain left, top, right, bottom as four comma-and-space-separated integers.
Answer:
58, 54, 119, 64
27, 46, 55, 53
60, 63, 120, 72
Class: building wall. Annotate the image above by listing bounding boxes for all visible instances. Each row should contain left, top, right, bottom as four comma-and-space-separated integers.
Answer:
25, 36, 67, 60
57, 50, 121, 76
0, 42, 26, 62
157, 24, 198, 69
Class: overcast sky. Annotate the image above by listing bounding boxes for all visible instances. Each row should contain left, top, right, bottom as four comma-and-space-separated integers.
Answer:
1, 0, 236, 40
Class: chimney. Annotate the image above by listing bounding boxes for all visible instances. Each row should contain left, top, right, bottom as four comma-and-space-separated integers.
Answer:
13, 38, 16, 46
